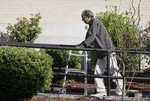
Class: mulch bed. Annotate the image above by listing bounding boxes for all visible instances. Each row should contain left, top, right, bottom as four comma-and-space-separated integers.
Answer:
28, 73, 150, 101
29, 97, 114, 101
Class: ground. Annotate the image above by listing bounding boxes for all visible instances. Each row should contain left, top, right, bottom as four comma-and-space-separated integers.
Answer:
27, 72, 150, 101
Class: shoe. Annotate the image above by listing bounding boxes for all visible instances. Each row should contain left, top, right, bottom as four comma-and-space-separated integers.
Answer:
90, 92, 106, 97
116, 91, 122, 96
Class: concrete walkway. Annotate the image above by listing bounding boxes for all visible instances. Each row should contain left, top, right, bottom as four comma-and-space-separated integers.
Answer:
35, 87, 150, 101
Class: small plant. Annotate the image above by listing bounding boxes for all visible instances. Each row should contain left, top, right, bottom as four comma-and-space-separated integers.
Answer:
6, 13, 42, 43
0, 46, 53, 101
43, 49, 81, 68
41, 49, 82, 85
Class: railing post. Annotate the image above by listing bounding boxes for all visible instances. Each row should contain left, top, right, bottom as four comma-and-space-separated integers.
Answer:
107, 52, 110, 96
83, 51, 88, 96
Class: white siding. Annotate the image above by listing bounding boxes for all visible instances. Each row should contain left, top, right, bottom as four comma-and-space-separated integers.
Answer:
0, 0, 149, 44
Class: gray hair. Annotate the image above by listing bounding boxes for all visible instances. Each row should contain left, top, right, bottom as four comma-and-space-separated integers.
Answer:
81, 10, 94, 17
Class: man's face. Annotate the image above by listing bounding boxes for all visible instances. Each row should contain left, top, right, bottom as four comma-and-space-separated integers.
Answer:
82, 15, 91, 24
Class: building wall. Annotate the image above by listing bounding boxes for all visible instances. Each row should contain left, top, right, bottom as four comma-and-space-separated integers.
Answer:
0, 0, 149, 45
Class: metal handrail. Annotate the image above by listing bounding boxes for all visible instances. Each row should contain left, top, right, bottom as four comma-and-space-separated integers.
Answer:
0, 42, 149, 97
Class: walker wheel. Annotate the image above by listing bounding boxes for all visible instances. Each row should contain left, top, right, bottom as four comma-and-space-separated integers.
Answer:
59, 88, 66, 94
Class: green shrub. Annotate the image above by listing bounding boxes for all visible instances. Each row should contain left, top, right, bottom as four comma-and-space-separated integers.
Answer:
6, 13, 42, 43
43, 49, 81, 68
0, 46, 53, 101
41, 49, 82, 85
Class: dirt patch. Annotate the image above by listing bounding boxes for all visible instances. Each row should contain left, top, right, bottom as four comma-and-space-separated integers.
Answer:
28, 74, 150, 101
29, 98, 114, 101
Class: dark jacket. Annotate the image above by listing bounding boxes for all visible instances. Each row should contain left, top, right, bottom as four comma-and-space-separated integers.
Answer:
79, 18, 115, 58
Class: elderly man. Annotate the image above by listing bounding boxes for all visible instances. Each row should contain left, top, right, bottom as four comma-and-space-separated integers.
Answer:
76, 9, 123, 97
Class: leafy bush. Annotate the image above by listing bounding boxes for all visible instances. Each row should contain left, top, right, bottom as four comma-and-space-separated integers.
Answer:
6, 13, 42, 43
43, 49, 81, 68
42, 49, 82, 85
0, 46, 53, 101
